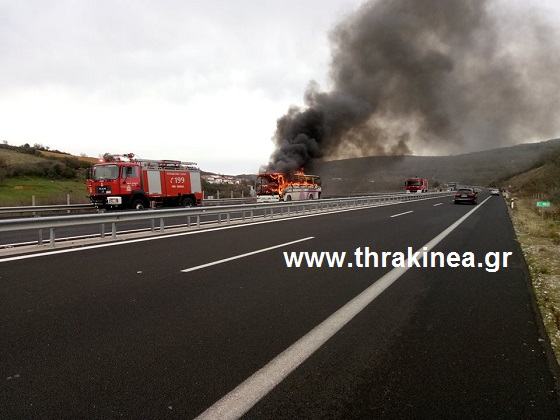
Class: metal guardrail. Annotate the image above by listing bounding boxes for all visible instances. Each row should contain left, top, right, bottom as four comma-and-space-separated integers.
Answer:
0, 199, 255, 216
0, 192, 452, 248
202, 197, 256, 206
0, 204, 96, 215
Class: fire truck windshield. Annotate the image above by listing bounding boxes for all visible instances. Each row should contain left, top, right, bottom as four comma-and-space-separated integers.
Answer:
93, 164, 120, 181
406, 180, 422, 186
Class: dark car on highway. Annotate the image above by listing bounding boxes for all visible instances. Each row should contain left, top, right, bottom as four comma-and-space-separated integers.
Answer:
454, 187, 478, 205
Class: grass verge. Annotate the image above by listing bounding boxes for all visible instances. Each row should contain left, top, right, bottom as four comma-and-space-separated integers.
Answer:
509, 197, 560, 363
0, 177, 90, 206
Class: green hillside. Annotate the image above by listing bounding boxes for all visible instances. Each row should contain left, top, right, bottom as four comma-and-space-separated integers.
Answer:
313, 138, 560, 194
0, 143, 93, 179
0, 143, 93, 206
506, 148, 560, 203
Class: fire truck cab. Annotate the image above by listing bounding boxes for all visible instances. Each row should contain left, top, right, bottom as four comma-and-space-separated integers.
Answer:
86, 154, 203, 210
405, 177, 428, 193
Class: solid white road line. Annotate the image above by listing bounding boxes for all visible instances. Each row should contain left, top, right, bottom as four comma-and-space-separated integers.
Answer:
433, 203, 443, 207
195, 196, 491, 420
390, 210, 413, 218
180, 237, 315, 273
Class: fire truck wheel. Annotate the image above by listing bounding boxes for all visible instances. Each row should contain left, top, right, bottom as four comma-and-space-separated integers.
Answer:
309, 194, 314, 200
131, 199, 146, 210
285, 195, 292, 202
181, 197, 194, 207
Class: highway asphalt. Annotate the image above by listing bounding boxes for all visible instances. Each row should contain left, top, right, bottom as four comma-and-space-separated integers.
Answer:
1, 193, 559, 418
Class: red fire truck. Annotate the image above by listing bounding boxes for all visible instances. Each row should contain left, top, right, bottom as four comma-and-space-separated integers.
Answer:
86, 153, 203, 209
405, 177, 429, 193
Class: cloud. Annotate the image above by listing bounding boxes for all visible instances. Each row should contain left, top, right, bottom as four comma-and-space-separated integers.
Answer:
0, 0, 352, 98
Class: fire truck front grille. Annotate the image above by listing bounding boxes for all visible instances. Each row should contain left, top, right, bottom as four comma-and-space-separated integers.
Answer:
96, 186, 111, 194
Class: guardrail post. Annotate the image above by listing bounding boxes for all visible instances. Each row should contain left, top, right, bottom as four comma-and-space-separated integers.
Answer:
197, 215, 200, 228
227, 212, 231, 224
160, 218, 165, 233
112, 223, 117, 239
49, 228, 55, 248
100, 224, 105, 238
250, 210, 254, 222
38, 229, 43, 245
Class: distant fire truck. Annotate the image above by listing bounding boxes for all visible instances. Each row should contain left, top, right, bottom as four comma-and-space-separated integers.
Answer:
86, 153, 203, 210
257, 171, 321, 202
405, 177, 429, 193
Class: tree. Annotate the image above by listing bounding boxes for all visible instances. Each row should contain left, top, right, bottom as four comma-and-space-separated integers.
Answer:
102, 153, 116, 162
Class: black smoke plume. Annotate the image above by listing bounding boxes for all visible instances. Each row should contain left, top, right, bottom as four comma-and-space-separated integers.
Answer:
264, 0, 560, 174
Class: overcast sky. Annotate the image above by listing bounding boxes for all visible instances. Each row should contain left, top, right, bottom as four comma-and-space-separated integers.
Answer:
2, 0, 559, 174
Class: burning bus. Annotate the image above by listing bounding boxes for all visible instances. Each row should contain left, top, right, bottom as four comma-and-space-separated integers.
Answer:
256, 171, 321, 202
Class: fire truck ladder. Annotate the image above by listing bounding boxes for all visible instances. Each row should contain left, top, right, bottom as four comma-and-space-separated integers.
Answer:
135, 159, 198, 170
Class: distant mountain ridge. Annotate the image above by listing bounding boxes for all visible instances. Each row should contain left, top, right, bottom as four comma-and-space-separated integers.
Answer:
311, 138, 560, 193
